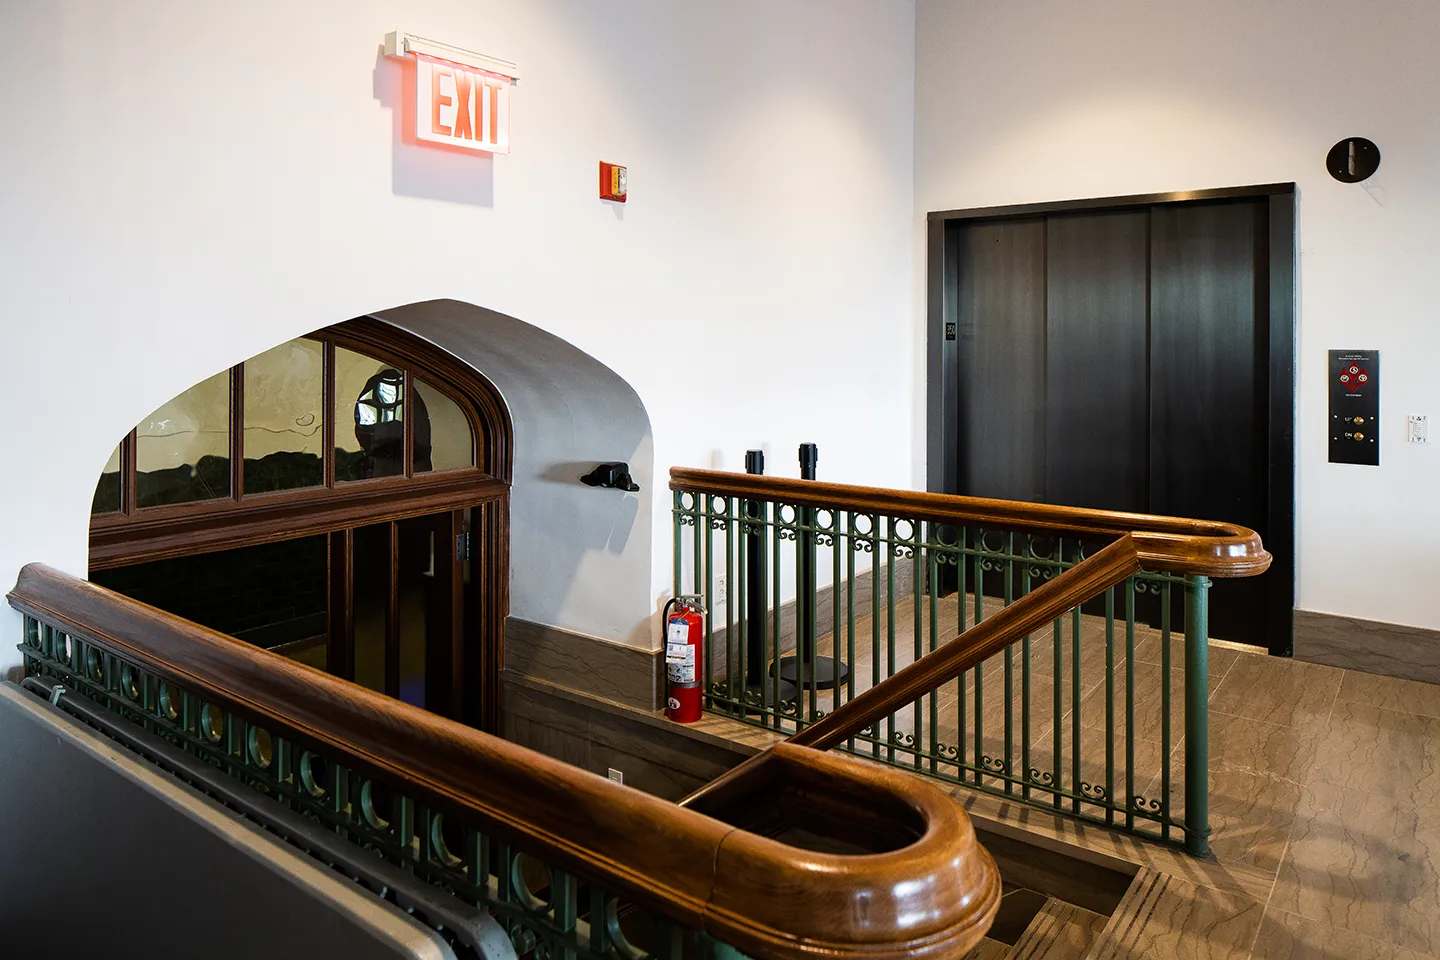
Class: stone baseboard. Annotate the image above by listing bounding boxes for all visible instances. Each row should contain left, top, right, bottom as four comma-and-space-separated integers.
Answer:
499, 673, 751, 801
504, 619, 663, 712
1293, 609, 1440, 685
503, 562, 917, 712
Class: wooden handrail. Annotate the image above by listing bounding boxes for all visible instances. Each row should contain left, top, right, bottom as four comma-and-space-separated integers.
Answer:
683, 538, 1144, 809
669, 468, 1271, 577
8, 564, 1000, 960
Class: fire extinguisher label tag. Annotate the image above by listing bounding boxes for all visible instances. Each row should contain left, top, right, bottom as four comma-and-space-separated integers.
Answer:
666, 643, 696, 684
666, 621, 689, 644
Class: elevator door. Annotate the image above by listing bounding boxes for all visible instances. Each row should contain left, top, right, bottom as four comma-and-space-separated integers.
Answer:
950, 197, 1276, 649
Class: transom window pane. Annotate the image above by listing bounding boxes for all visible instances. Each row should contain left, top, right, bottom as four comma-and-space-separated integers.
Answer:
91, 443, 122, 514
336, 346, 404, 481
244, 338, 324, 494
136, 369, 231, 507
413, 378, 474, 473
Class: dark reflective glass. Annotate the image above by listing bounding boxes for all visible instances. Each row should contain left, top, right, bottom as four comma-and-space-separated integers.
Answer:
413, 378, 473, 473
244, 338, 324, 493
136, 370, 231, 507
91, 443, 122, 514
352, 522, 390, 693
336, 347, 404, 481
90, 536, 328, 660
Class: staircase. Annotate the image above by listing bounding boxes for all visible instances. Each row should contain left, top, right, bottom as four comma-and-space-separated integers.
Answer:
966, 895, 1107, 959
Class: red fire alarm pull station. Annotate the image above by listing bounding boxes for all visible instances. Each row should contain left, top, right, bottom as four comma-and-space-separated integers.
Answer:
599, 161, 627, 202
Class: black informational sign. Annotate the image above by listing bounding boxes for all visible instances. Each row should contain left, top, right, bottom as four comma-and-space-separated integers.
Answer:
1329, 350, 1380, 465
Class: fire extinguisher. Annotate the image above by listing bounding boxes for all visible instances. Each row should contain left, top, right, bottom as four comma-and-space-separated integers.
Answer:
663, 595, 705, 723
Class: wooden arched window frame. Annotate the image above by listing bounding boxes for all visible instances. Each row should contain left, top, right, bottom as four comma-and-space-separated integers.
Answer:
89, 317, 513, 731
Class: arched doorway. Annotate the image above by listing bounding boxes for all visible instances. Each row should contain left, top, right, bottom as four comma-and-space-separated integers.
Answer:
87, 317, 512, 731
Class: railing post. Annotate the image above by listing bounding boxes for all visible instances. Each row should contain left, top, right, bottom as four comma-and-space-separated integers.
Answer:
1183, 574, 1211, 857
777, 443, 849, 695
744, 450, 765, 689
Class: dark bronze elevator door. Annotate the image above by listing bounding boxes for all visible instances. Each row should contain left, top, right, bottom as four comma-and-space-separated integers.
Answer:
330, 510, 465, 717
949, 197, 1278, 649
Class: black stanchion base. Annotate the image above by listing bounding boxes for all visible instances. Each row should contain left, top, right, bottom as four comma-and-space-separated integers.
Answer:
774, 655, 850, 691
741, 678, 797, 706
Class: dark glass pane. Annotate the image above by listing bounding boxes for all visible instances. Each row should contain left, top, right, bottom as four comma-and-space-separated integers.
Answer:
336, 347, 404, 482
396, 517, 436, 708
413, 378, 474, 473
352, 522, 391, 693
91, 443, 122, 514
90, 536, 327, 666
244, 338, 324, 493
136, 369, 231, 507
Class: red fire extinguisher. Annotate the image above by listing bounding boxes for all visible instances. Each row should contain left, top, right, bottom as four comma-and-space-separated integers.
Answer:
664, 595, 705, 723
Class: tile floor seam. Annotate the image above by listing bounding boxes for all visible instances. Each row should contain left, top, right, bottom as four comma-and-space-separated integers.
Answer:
1210, 648, 1240, 687
1244, 662, 1341, 957
1240, 903, 1268, 960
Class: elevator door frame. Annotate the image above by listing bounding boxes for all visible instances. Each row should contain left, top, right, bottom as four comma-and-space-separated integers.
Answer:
925, 183, 1296, 655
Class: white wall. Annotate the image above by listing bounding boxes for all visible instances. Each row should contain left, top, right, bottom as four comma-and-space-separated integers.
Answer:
0, 0, 917, 671
915, 0, 1440, 630
375, 300, 656, 648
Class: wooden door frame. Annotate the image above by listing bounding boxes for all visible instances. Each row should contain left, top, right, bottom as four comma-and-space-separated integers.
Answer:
925, 183, 1296, 655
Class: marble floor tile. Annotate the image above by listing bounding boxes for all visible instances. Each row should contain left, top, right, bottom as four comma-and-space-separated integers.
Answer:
1271, 780, 1440, 956
1308, 700, 1440, 804
1009, 899, 1108, 959
983, 618, 1128, 683
961, 937, 1009, 960
1154, 764, 1303, 875
1206, 710, 1327, 786
1027, 722, 1172, 815
931, 666, 1081, 746
1337, 669, 1440, 721
957, 790, 1280, 904
1134, 634, 1243, 679
1208, 655, 1343, 729
1091, 871, 1264, 960
1247, 907, 1438, 960
1078, 657, 1224, 744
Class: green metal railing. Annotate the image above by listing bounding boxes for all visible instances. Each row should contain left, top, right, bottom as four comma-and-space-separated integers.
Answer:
672, 487, 1214, 855
17, 616, 741, 960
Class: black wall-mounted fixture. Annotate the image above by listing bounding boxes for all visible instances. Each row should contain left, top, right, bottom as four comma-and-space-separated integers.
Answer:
580, 462, 640, 492
1327, 137, 1380, 183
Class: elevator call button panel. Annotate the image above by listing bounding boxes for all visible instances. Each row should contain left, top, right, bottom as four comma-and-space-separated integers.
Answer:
1329, 349, 1380, 466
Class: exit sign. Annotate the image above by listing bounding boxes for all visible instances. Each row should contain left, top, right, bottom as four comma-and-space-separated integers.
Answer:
417, 57, 511, 154
385, 31, 518, 156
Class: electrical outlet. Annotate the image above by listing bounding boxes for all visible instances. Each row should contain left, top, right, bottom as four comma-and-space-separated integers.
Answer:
608, 768, 624, 785
1408, 414, 1429, 443
715, 575, 727, 604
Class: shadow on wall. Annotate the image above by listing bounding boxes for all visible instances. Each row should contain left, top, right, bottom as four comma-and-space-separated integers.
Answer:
372, 301, 653, 647
371, 46, 495, 208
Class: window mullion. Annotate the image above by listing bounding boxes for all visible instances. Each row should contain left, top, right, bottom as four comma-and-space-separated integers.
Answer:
403, 370, 414, 478
230, 364, 244, 500
123, 429, 138, 517
324, 338, 336, 489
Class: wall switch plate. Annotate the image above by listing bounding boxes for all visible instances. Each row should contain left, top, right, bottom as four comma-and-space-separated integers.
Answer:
1408, 414, 1428, 443
608, 768, 624, 784
715, 575, 727, 604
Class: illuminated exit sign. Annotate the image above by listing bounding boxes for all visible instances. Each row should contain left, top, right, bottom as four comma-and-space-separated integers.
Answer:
416, 57, 510, 153
384, 31, 519, 155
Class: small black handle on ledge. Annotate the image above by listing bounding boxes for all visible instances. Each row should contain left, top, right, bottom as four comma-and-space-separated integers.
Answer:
580, 462, 640, 492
